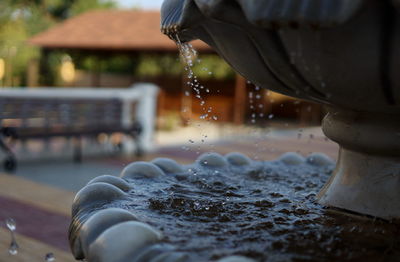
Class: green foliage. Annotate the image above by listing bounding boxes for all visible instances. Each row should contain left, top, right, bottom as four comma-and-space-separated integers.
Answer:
133, 53, 234, 80
135, 54, 182, 77
0, 19, 40, 85
70, 0, 116, 16
0, 0, 115, 86
192, 55, 235, 80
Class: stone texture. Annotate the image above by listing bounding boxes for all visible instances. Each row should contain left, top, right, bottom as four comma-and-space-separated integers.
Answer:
120, 161, 165, 179
278, 152, 305, 165
72, 183, 126, 216
197, 152, 228, 168
79, 208, 138, 257
225, 152, 252, 166
87, 175, 130, 192
88, 221, 163, 262
152, 158, 185, 174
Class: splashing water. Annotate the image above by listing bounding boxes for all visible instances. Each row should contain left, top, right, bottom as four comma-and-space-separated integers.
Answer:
9, 241, 18, 255
6, 218, 16, 231
174, 35, 221, 153
5, 218, 19, 256
45, 252, 55, 261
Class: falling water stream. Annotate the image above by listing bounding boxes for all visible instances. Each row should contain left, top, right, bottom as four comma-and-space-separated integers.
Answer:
175, 35, 221, 155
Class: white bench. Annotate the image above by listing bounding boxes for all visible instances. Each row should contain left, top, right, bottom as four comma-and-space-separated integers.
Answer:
0, 83, 159, 171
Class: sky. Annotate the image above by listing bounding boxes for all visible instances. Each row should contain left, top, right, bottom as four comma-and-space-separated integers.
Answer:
115, 0, 164, 10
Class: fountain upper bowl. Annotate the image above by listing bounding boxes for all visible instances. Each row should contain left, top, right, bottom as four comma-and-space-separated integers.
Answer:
161, 0, 400, 114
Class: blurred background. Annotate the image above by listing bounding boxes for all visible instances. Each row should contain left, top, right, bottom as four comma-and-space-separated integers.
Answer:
0, 1, 337, 261
0, 0, 323, 126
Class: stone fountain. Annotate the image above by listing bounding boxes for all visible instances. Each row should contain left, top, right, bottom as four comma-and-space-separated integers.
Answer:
161, 0, 400, 219
67, 1, 400, 261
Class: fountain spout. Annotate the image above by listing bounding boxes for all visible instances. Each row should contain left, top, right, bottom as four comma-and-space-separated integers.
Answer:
161, 0, 400, 219
161, 0, 207, 43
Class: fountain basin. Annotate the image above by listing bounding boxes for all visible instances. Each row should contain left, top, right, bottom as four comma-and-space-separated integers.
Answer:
69, 154, 400, 261
161, 0, 400, 219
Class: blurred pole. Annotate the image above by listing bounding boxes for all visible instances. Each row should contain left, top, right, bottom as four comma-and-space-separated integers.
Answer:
27, 58, 39, 88
39, 48, 51, 86
233, 73, 246, 125
5, 46, 17, 87
91, 56, 101, 87
0, 58, 4, 88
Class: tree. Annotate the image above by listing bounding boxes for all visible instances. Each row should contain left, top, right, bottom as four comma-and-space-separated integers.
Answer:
0, 0, 116, 86
70, 0, 116, 17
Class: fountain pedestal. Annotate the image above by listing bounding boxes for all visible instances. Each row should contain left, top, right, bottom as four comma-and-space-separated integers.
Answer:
318, 147, 400, 219
319, 109, 400, 219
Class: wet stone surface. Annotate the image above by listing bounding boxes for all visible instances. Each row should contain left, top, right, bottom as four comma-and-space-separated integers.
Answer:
102, 158, 400, 262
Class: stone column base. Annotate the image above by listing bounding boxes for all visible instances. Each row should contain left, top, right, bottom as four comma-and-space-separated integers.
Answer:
318, 109, 400, 219
317, 148, 400, 219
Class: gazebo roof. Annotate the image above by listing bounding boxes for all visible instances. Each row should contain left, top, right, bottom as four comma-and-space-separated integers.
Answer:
29, 10, 211, 52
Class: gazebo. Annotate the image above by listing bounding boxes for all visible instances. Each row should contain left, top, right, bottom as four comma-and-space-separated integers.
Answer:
29, 10, 249, 124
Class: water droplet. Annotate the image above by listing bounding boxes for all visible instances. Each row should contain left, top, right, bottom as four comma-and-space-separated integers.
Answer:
200, 114, 208, 120
193, 201, 201, 210
9, 241, 18, 255
45, 252, 55, 261
188, 139, 195, 144
6, 218, 16, 231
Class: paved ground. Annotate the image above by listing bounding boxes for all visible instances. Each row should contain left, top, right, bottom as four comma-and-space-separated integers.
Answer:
7, 125, 335, 192
0, 125, 339, 261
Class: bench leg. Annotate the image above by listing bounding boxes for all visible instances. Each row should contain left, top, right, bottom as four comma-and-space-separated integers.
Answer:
73, 136, 82, 163
132, 136, 144, 158
0, 134, 17, 173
